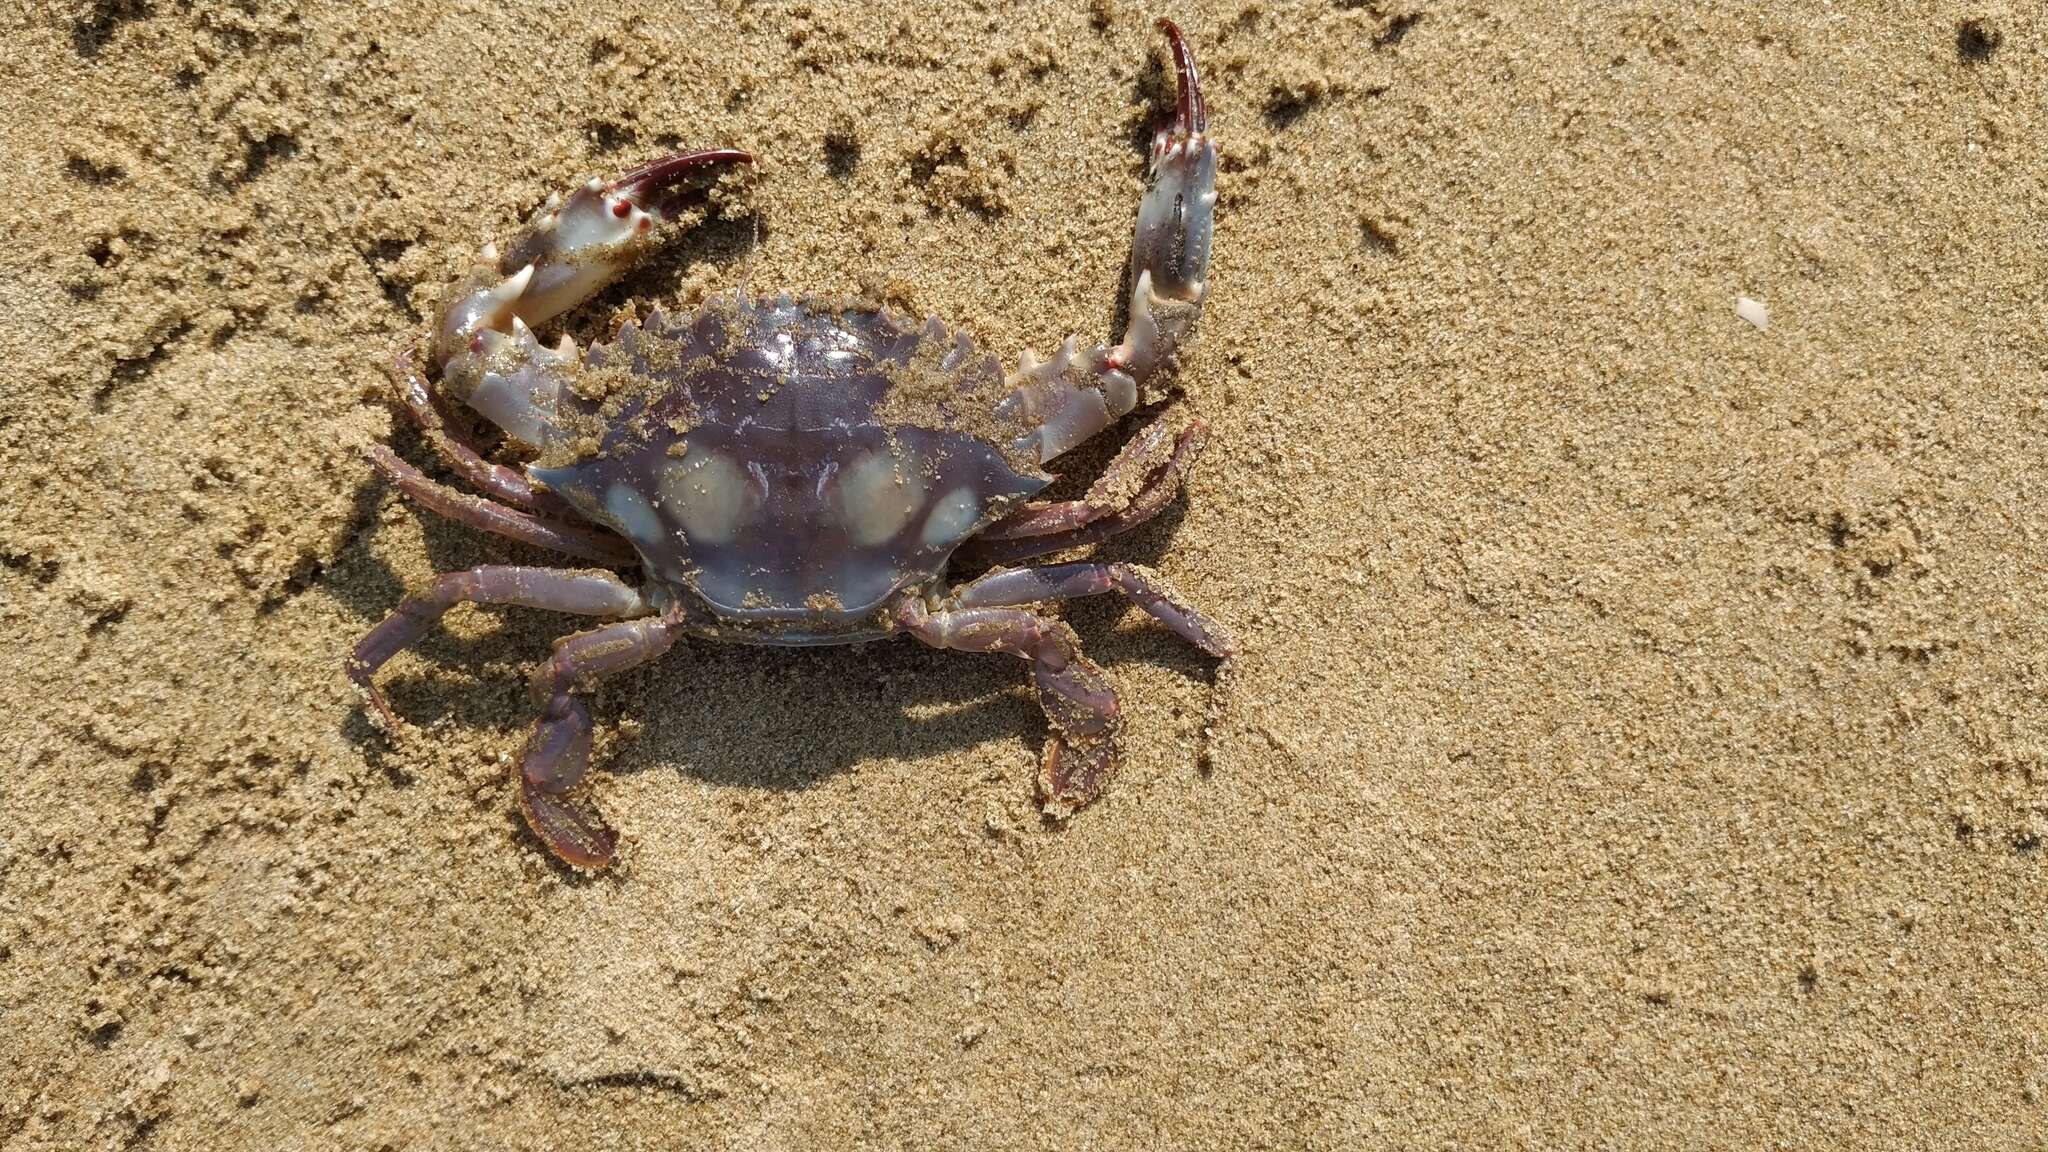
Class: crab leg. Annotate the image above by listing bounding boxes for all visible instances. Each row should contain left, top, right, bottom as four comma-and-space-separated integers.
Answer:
895, 600, 1123, 818
969, 413, 1207, 565
365, 445, 637, 566
1003, 20, 1216, 464
383, 349, 563, 512
518, 614, 683, 869
950, 561, 1236, 659
431, 148, 752, 448
347, 566, 651, 729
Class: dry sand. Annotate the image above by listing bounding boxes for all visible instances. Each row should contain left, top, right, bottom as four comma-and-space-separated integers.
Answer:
4, 1, 2046, 1148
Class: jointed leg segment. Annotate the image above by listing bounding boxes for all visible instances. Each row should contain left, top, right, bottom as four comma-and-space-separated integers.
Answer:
971, 412, 1208, 565
952, 561, 1236, 659
896, 601, 1124, 816
347, 565, 650, 728
345, 559, 673, 870
897, 549, 1235, 817
517, 614, 683, 868
383, 349, 563, 511
364, 444, 637, 566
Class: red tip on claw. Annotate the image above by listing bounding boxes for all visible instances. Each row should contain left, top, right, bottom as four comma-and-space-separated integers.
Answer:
1155, 18, 1206, 136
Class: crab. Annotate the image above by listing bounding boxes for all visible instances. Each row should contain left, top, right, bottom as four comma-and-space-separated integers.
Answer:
348, 19, 1232, 869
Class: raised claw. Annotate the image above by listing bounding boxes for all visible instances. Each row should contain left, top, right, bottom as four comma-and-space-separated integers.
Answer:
430, 148, 752, 448
1003, 21, 1216, 464
611, 148, 756, 221
1116, 19, 1215, 373
492, 148, 752, 331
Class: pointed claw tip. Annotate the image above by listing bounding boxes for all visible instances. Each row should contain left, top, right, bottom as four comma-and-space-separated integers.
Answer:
1155, 18, 1206, 135
491, 263, 536, 303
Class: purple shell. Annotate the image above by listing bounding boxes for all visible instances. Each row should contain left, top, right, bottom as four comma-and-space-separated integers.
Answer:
531, 298, 1049, 642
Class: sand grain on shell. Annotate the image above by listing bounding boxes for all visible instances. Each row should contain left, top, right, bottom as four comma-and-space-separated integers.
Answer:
4, 2, 2046, 1149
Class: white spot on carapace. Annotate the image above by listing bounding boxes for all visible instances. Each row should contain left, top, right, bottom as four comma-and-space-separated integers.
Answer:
659, 451, 750, 544
839, 451, 927, 546
921, 485, 981, 549
605, 483, 662, 545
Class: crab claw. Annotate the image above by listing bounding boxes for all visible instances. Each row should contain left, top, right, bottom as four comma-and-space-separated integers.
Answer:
1119, 20, 1215, 375
430, 147, 752, 448
494, 147, 752, 330
611, 148, 756, 221
1158, 18, 1207, 147
1002, 21, 1218, 465
435, 148, 751, 366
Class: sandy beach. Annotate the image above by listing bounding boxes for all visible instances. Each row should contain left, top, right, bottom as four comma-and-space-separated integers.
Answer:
4, 1, 2044, 1147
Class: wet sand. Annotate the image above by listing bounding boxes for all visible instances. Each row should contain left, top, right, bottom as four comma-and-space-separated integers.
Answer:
4, 2, 2045, 1147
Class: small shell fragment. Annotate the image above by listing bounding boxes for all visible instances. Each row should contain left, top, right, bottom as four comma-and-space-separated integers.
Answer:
1736, 296, 1769, 331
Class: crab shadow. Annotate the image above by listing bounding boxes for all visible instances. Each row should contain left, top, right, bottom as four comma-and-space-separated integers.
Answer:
332, 437, 1219, 797
622, 573, 1218, 798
